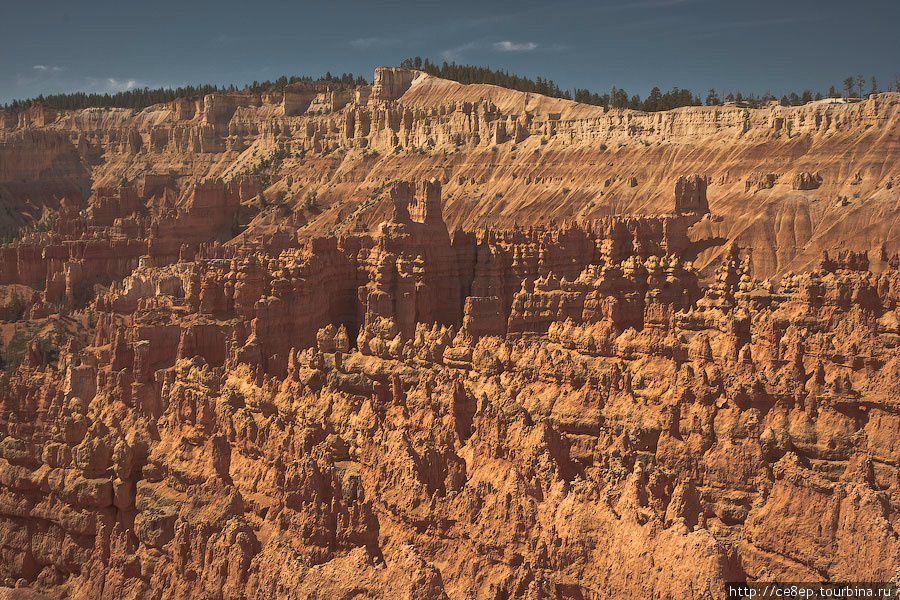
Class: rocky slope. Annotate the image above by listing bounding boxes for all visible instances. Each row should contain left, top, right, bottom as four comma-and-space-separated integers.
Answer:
2, 68, 899, 279
0, 67, 899, 600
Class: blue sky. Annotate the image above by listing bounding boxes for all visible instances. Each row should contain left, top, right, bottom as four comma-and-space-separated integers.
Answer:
2, 0, 898, 104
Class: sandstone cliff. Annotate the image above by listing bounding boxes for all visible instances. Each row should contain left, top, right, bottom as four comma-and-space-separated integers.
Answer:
2, 68, 899, 279
1, 66, 900, 600
0, 174, 899, 598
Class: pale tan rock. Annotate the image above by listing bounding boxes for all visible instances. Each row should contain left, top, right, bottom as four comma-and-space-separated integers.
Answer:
1, 66, 900, 600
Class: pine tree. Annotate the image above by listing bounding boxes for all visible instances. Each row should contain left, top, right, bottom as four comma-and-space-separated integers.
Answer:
646, 87, 662, 111
0, 54, 863, 117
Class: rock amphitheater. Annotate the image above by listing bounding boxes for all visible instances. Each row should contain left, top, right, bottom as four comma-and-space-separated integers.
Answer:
0, 67, 899, 599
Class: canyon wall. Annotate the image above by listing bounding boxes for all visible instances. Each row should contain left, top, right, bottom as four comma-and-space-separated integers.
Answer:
1, 67, 900, 600
2, 68, 899, 279
0, 176, 899, 599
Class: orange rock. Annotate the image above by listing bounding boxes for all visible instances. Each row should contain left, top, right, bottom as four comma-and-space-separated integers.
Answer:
2, 68, 900, 600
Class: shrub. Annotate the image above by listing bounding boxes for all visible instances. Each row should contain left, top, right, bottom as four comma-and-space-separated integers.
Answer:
8, 290, 28, 319
2, 331, 27, 377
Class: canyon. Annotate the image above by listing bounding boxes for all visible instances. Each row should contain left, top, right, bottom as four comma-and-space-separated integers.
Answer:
0, 67, 899, 599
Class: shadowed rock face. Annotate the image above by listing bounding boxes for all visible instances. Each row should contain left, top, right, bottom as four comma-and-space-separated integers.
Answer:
1, 68, 900, 600
674, 174, 710, 214
2, 68, 900, 280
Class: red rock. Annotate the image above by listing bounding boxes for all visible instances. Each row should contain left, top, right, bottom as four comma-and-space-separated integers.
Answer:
2, 67, 900, 600
674, 174, 710, 214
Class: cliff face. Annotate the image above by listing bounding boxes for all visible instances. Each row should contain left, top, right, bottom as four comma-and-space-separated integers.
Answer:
1, 173, 900, 599
1, 67, 900, 600
2, 67, 899, 279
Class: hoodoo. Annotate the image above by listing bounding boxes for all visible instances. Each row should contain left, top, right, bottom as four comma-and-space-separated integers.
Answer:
1, 60, 899, 600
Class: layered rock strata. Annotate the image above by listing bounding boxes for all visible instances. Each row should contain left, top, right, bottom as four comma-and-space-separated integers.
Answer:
2, 67, 899, 279
1, 176, 900, 599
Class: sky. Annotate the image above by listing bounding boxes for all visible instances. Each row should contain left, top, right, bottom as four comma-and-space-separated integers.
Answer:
2, 0, 898, 105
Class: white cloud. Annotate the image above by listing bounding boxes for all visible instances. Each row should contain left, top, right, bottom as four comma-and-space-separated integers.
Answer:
8, 68, 158, 105
104, 78, 140, 92
76, 77, 146, 94
494, 40, 538, 52
440, 41, 479, 60
350, 36, 398, 49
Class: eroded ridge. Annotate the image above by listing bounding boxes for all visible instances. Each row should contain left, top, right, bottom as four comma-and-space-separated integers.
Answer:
0, 173, 899, 599
3, 67, 900, 281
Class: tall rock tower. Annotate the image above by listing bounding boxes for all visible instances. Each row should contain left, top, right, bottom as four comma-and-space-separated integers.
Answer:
674, 174, 710, 214
411, 179, 443, 225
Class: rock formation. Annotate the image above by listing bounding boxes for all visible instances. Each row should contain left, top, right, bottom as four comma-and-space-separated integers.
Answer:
3, 68, 900, 280
1, 66, 900, 600
674, 173, 710, 214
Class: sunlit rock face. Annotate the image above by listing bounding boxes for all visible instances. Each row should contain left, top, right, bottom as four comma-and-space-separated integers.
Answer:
3, 69, 899, 280
1, 67, 900, 600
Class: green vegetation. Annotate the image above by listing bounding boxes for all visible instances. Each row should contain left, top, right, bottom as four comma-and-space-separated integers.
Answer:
3, 72, 370, 112
402, 56, 573, 101
0, 211, 59, 244
1, 319, 87, 391
1, 330, 27, 383
303, 191, 318, 210
401, 56, 701, 109
401, 56, 896, 111
229, 147, 290, 192
5, 289, 29, 320
252, 147, 289, 186
368, 181, 391, 202
6, 54, 896, 116
231, 211, 242, 237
